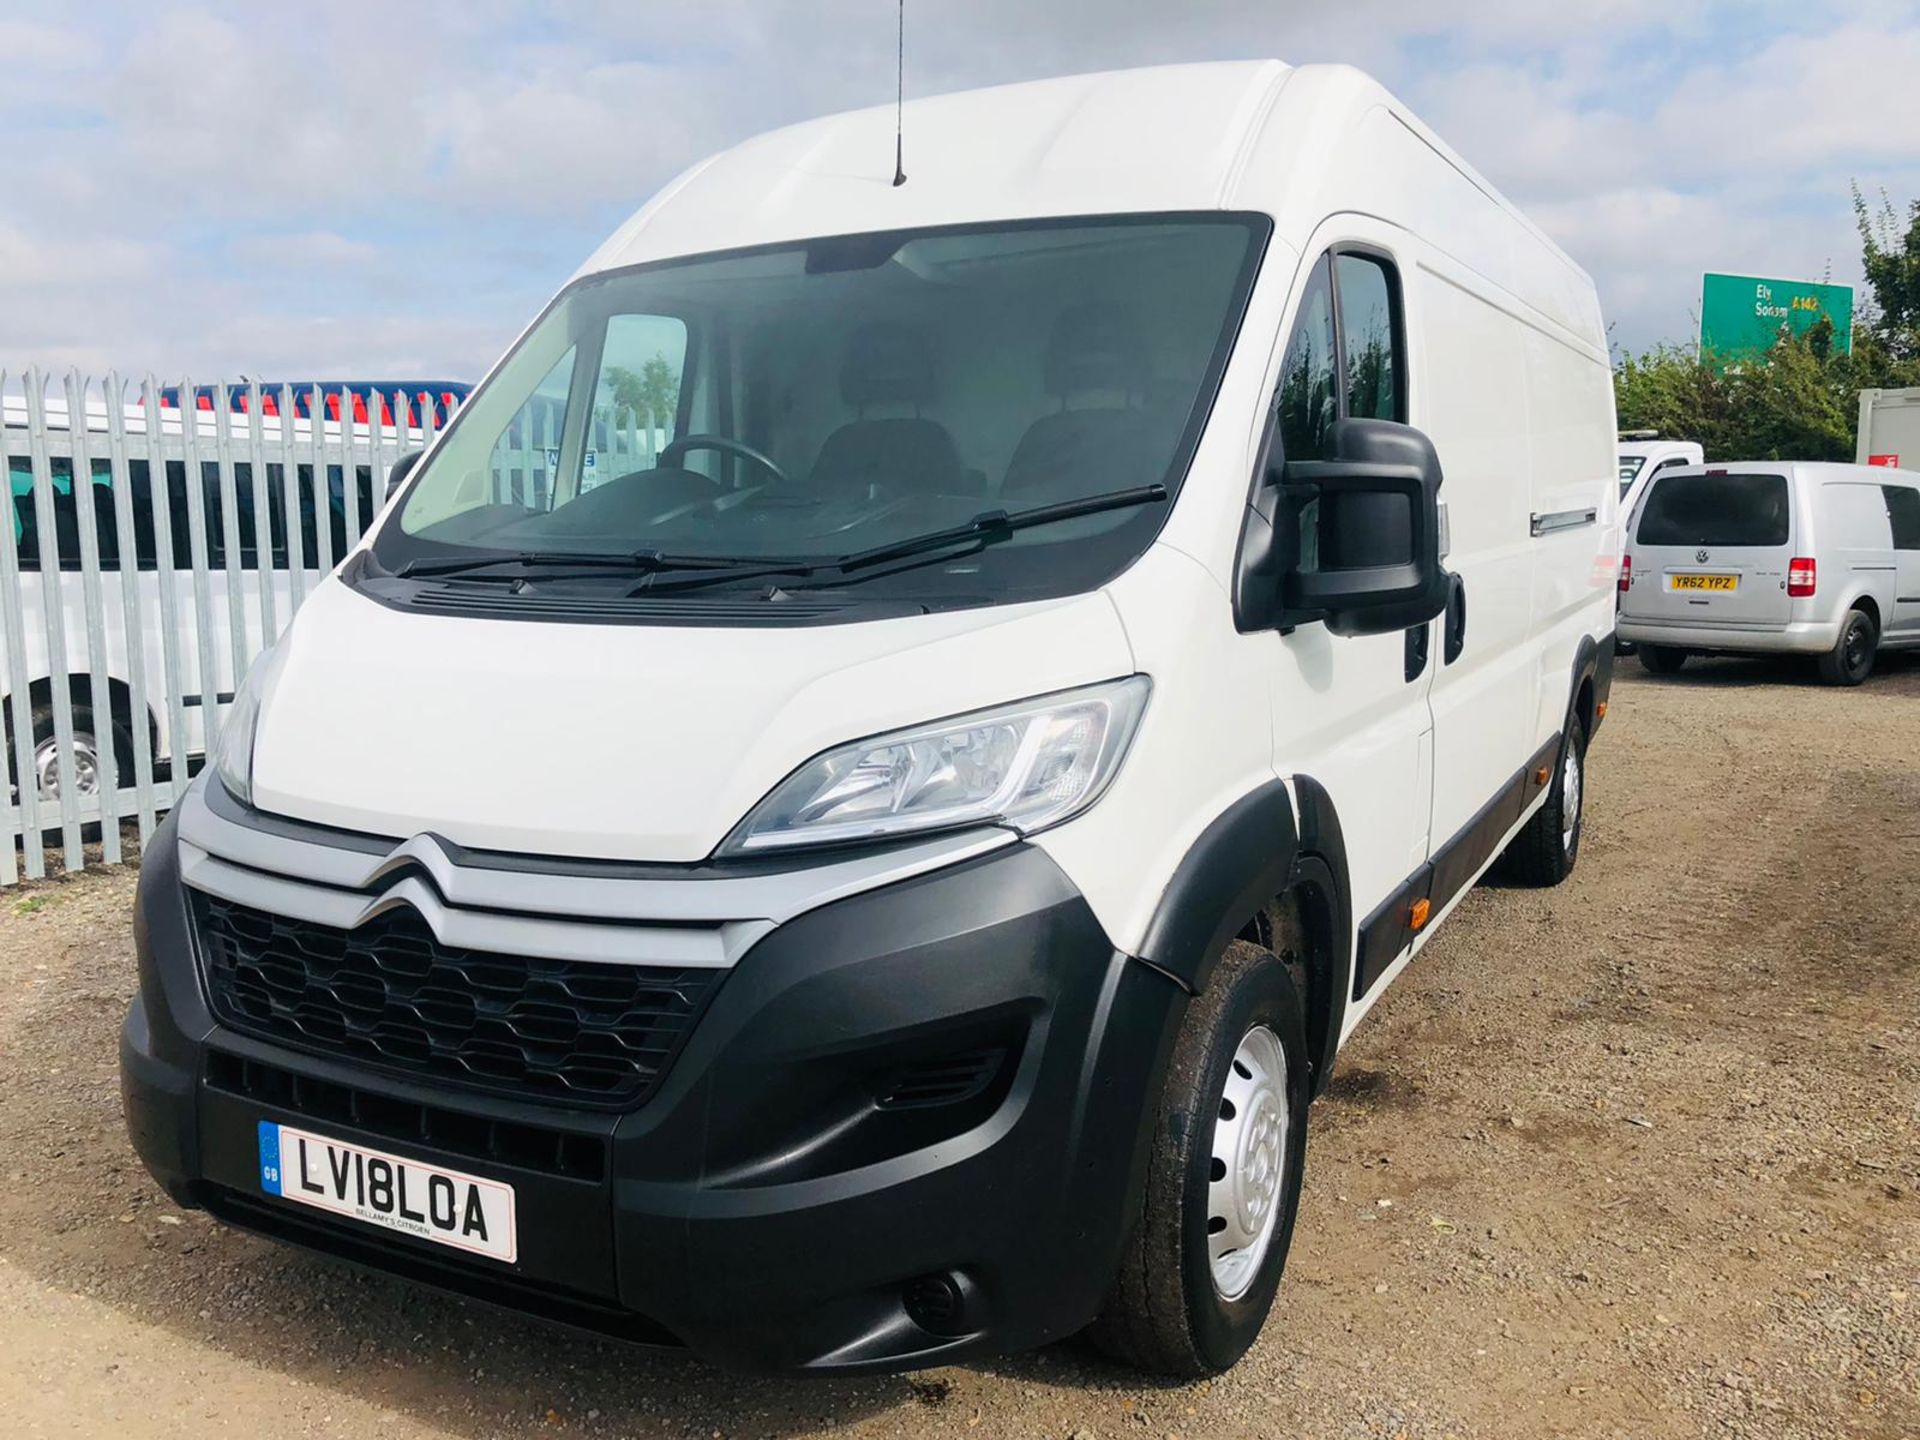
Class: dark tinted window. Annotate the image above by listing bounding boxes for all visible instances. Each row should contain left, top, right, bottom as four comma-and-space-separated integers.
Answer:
1335, 252, 1402, 423
1883, 484, 1920, 550
10, 457, 365, 572
1275, 255, 1337, 462
381, 216, 1269, 610
1637, 472, 1791, 548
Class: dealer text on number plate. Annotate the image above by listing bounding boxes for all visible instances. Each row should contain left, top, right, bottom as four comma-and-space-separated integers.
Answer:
1670, 573, 1738, 591
258, 1121, 517, 1263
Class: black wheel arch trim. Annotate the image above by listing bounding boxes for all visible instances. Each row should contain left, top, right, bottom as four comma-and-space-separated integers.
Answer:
1136, 777, 1352, 1096
1570, 632, 1611, 740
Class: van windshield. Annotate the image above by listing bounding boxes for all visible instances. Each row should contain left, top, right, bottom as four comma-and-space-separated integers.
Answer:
1636, 472, 1791, 548
371, 215, 1267, 608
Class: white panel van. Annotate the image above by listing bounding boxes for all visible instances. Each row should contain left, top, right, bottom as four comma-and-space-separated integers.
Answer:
122, 61, 1619, 1376
1617, 432, 1704, 514
1619, 462, 1920, 684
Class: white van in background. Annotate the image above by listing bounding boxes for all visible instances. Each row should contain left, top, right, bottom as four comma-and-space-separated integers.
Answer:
1618, 432, 1703, 513
123, 61, 1619, 1377
3, 387, 441, 837
1619, 462, 1920, 684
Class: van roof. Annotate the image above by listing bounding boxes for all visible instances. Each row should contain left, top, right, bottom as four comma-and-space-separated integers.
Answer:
578, 61, 1593, 330
582, 61, 1290, 275
1663, 461, 1920, 484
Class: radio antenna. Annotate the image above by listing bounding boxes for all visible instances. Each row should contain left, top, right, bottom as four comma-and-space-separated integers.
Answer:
891, 0, 907, 186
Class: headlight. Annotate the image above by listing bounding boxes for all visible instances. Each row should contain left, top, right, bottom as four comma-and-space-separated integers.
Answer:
213, 645, 279, 807
725, 676, 1151, 854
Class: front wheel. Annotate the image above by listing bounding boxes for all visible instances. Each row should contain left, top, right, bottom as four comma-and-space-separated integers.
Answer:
1817, 608, 1876, 687
1087, 940, 1310, 1377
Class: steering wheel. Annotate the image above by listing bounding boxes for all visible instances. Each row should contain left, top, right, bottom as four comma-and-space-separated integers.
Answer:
656, 434, 792, 489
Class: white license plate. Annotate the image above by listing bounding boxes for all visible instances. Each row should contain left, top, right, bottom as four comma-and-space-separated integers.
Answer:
258, 1121, 517, 1264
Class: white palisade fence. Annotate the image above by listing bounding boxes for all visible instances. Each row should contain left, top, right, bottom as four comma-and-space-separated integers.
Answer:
2, 370, 460, 887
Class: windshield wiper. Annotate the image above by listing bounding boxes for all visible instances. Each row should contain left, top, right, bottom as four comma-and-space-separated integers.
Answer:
833, 483, 1169, 574
398, 548, 775, 581
397, 483, 1168, 596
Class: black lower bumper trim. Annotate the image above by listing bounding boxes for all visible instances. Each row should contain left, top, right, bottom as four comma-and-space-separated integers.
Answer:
123, 812, 1189, 1374
203, 1188, 684, 1348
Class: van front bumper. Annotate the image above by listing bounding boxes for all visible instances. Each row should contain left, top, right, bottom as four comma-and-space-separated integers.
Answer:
121, 810, 1188, 1373
1615, 616, 1841, 655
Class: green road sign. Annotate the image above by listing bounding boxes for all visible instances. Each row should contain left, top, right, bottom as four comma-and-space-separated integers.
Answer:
1700, 272, 1853, 359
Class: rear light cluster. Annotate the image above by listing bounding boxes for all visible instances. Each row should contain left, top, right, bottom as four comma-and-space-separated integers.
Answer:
1618, 556, 1632, 593
1788, 557, 1817, 597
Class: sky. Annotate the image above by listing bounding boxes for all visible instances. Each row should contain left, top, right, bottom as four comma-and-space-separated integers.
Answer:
1, 0, 1917, 383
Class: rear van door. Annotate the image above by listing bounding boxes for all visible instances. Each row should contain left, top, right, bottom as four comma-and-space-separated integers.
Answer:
1625, 469, 1794, 627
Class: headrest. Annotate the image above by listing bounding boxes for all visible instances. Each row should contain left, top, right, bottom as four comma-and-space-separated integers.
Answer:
1045, 304, 1148, 397
840, 323, 935, 407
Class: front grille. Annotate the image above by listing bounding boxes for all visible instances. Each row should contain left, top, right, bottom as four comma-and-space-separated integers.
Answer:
205, 1049, 608, 1181
195, 894, 720, 1107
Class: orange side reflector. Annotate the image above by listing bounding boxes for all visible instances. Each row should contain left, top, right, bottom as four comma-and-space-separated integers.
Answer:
1596, 701, 1608, 720
1534, 766, 1551, 785
1409, 897, 1431, 930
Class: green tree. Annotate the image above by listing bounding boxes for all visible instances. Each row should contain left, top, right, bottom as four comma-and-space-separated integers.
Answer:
1614, 331, 1858, 462
1854, 186, 1920, 362
603, 354, 681, 433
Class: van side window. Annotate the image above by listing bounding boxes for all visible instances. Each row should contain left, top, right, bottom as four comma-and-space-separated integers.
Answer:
1333, 253, 1403, 423
1882, 485, 1920, 550
1275, 256, 1337, 462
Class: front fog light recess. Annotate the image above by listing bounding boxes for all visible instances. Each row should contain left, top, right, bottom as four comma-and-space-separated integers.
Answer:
727, 675, 1151, 853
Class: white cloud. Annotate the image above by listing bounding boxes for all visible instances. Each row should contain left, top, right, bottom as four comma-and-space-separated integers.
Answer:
0, 18, 94, 71
1648, 22, 1920, 177
0, 0, 1915, 376
226, 231, 381, 269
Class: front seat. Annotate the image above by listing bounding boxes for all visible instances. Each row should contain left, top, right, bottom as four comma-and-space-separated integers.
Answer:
1002, 305, 1163, 503
807, 324, 965, 502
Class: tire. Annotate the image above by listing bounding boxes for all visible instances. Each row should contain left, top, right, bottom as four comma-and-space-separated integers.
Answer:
1497, 711, 1587, 887
1816, 608, 1877, 687
1638, 644, 1687, 675
1088, 939, 1310, 1377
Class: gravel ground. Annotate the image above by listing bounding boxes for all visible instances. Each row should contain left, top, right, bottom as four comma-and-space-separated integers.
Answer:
1, 654, 1916, 1439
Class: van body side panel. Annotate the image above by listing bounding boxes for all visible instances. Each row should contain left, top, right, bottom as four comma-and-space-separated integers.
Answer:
1825, 482, 1901, 621
1409, 261, 1541, 881
1215, 73, 1611, 1019
1885, 475, 1920, 639
1031, 546, 1276, 959
1521, 323, 1619, 746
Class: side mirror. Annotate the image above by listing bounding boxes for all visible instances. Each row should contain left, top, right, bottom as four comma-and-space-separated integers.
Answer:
384, 450, 423, 504
1236, 417, 1449, 637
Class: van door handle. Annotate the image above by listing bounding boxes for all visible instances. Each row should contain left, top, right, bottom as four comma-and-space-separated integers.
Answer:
1404, 622, 1430, 683
1443, 574, 1468, 664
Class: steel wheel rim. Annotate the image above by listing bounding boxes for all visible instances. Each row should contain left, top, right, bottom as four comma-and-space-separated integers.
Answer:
1846, 619, 1869, 673
34, 732, 100, 802
1561, 742, 1582, 853
1208, 1023, 1289, 1300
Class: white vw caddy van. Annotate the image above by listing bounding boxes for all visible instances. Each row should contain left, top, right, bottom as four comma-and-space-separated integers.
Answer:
1619, 462, 1920, 684
122, 62, 1618, 1376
